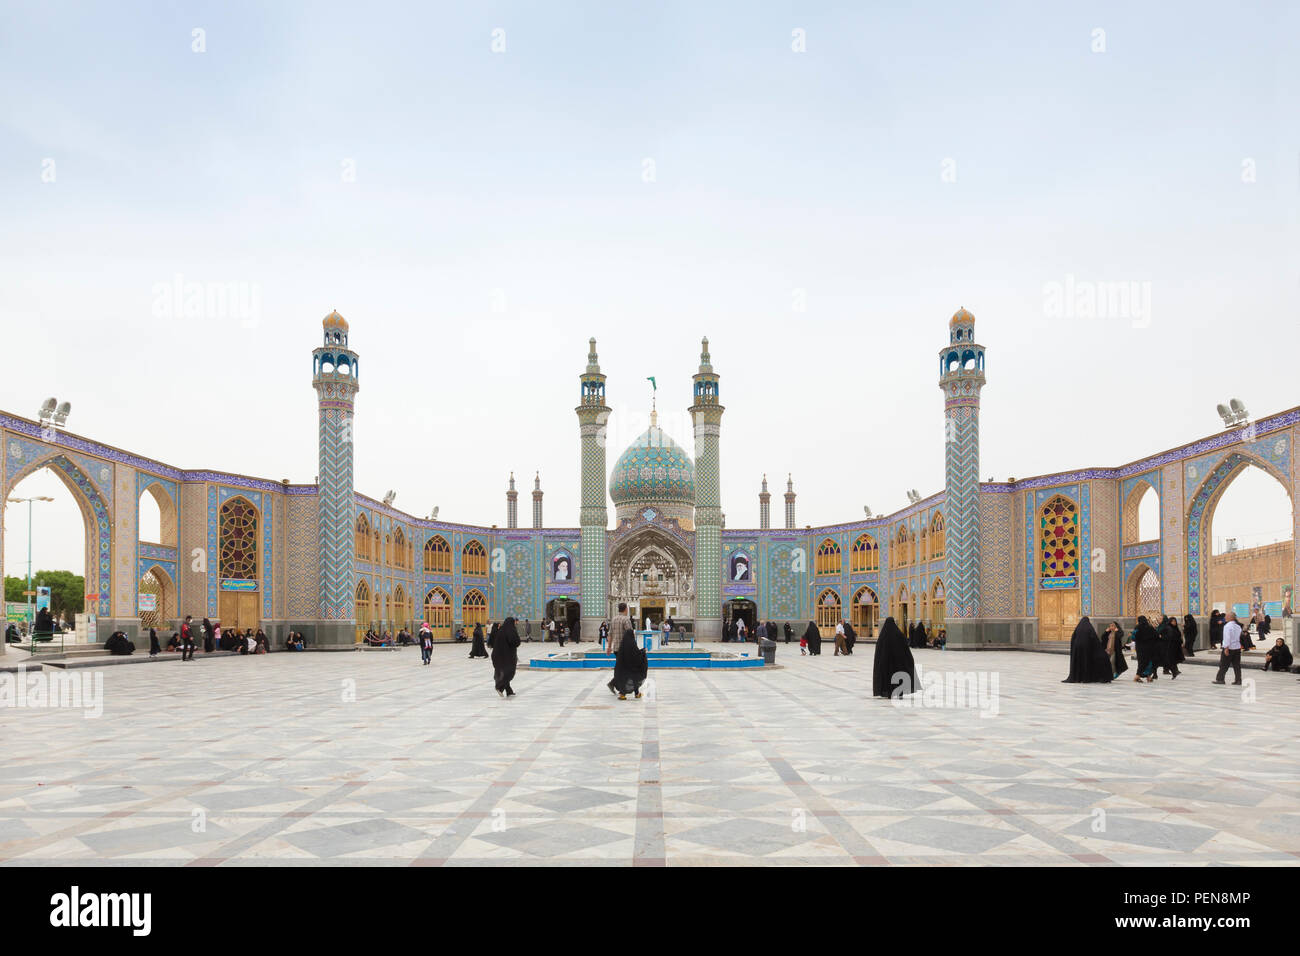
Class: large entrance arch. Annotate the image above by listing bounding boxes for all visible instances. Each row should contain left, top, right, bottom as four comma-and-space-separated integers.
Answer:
1187, 453, 1295, 615
608, 528, 694, 629
3, 452, 112, 624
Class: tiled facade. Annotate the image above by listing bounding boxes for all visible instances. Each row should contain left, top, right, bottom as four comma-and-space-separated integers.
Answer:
2, 309, 1296, 648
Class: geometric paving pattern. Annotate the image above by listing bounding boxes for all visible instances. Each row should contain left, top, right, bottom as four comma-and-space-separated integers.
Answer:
2, 648, 1299, 865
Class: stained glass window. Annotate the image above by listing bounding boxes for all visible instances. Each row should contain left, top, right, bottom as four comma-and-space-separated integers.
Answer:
463, 588, 488, 626
219, 497, 259, 581
815, 539, 841, 576
1039, 495, 1079, 581
463, 539, 488, 577
851, 533, 879, 573
424, 535, 452, 574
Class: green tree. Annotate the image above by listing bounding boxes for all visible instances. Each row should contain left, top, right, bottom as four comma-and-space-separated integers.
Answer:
31, 570, 85, 621
4, 576, 27, 603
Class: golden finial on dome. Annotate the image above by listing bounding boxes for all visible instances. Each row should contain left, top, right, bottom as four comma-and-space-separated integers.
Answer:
323, 309, 349, 331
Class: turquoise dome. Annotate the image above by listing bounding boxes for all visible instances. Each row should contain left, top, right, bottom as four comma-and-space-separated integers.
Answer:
610, 425, 695, 507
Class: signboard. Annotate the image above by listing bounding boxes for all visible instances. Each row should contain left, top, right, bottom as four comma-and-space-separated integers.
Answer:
138, 593, 158, 613
1040, 576, 1078, 590
219, 579, 258, 592
85, 614, 97, 644
6, 603, 29, 623
1232, 603, 1250, 620
1264, 601, 1283, 617
36, 586, 51, 612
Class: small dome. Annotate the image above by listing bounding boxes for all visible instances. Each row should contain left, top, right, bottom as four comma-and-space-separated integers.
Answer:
323, 310, 348, 331
950, 307, 974, 326
610, 426, 695, 508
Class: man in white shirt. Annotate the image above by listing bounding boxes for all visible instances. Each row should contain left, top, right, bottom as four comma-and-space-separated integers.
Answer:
1213, 610, 1244, 685
834, 620, 847, 656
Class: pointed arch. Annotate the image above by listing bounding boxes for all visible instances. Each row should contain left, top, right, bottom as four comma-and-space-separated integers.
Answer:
3, 453, 112, 616
423, 586, 452, 640
424, 534, 452, 574
462, 588, 488, 627
462, 539, 488, 577
138, 481, 178, 547
851, 584, 879, 633
138, 564, 174, 632
815, 538, 841, 576
851, 532, 879, 573
355, 512, 372, 562
218, 496, 259, 581
815, 587, 841, 632
930, 512, 945, 560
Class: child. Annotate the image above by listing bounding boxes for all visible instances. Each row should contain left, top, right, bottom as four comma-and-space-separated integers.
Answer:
800, 635, 808, 656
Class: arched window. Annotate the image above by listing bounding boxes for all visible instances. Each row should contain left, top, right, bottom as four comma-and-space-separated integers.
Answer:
355, 513, 372, 562
462, 539, 488, 577
424, 535, 452, 574
931, 579, 946, 628
1040, 495, 1080, 581
462, 588, 488, 627
355, 579, 373, 633
391, 528, 406, 569
894, 524, 910, 567
919, 524, 929, 563
138, 566, 172, 633
424, 586, 452, 639
393, 584, 407, 628
815, 538, 841, 576
851, 533, 879, 573
219, 496, 259, 581
816, 589, 841, 632
852, 585, 878, 634
930, 512, 946, 559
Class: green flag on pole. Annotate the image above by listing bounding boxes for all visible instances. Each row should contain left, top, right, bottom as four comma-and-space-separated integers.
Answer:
646, 376, 656, 391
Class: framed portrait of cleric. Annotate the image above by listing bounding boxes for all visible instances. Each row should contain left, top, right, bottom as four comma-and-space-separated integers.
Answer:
552, 553, 573, 582
729, 552, 751, 582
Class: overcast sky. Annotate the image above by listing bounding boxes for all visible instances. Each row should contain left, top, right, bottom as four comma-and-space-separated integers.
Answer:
3, 0, 1297, 578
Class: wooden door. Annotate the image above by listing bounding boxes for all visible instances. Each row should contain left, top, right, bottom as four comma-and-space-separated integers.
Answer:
1038, 589, 1080, 641
218, 591, 260, 632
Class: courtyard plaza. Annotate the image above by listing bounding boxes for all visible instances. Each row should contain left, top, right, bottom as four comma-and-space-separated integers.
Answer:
0, 645, 1297, 866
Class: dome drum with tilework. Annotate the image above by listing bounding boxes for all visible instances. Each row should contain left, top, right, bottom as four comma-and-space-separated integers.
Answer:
610, 422, 696, 528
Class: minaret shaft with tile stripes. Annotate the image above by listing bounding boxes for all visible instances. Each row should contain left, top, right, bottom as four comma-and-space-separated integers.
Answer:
940, 308, 985, 643
314, 310, 360, 645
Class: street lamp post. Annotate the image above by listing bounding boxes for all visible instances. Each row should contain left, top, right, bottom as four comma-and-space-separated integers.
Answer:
6, 495, 55, 636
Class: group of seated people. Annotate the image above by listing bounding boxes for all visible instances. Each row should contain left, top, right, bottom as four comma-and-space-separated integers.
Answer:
906, 622, 947, 649
164, 627, 271, 654
284, 631, 306, 651
362, 629, 395, 646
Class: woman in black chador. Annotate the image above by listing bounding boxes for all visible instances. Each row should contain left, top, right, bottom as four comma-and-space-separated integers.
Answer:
1208, 609, 1224, 648
843, 620, 857, 655
872, 617, 918, 698
490, 617, 521, 697
1132, 615, 1160, 682
607, 627, 648, 699
1157, 616, 1183, 678
1062, 617, 1112, 683
148, 627, 162, 657
1182, 614, 1198, 657
802, 621, 822, 656
1101, 621, 1128, 678
469, 623, 489, 659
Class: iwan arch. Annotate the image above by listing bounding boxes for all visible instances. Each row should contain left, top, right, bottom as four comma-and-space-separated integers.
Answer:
2, 307, 1296, 650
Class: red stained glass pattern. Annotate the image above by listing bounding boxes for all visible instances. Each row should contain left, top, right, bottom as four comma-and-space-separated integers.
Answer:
1039, 495, 1079, 579
220, 497, 259, 581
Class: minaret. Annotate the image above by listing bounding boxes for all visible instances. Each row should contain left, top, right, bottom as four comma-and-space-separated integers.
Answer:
313, 310, 359, 647
506, 473, 518, 529
939, 307, 986, 646
532, 472, 544, 529
576, 339, 610, 640
690, 337, 724, 641
784, 475, 797, 529
759, 474, 771, 530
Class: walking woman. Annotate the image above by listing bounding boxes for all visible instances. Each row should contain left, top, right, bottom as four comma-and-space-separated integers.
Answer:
491, 617, 521, 698
1062, 617, 1112, 683
607, 627, 648, 699
202, 617, 215, 654
802, 620, 822, 656
1158, 616, 1183, 678
148, 627, 161, 657
872, 617, 918, 698
1133, 615, 1160, 682
469, 623, 489, 659
1101, 621, 1128, 679
1182, 613, 1198, 657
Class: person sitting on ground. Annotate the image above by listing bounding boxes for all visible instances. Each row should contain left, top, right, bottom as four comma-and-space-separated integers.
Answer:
1263, 637, 1293, 672
290, 631, 305, 651
104, 630, 135, 656
166, 632, 182, 651
254, 630, 268, 654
